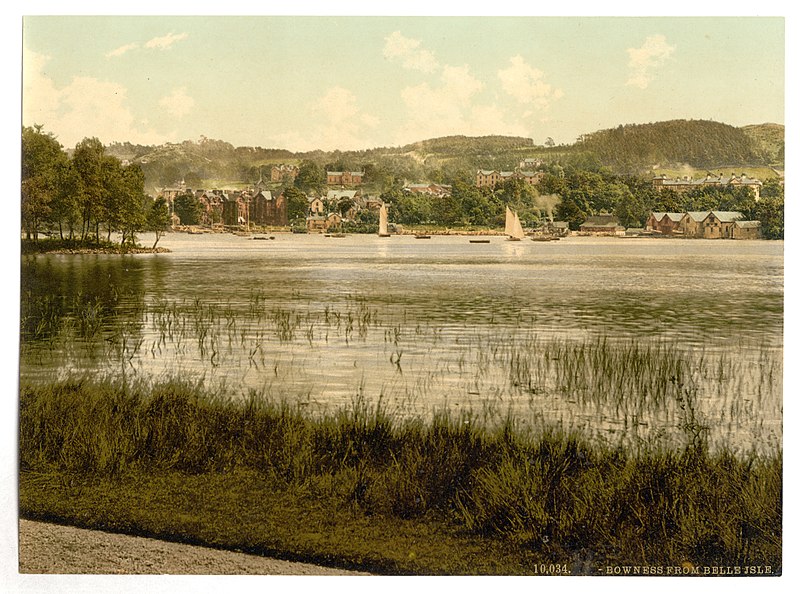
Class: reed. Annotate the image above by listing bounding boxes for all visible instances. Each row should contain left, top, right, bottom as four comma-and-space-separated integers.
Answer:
21, 290, 782, 454
19, 377, 782, 569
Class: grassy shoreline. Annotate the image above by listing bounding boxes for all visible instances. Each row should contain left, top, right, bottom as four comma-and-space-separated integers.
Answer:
18, 377, 782, 575
21, 238, 170, 255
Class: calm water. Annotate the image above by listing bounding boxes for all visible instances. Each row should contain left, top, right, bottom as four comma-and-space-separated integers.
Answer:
20, 233, 783, 452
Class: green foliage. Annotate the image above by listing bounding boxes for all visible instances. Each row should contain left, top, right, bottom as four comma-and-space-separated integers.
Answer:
23, 123, 784, 237
295, 160, 324, 193
21, 126, 68, 240
751, 194, 784, 240
282, 186, 308, 223
19, 378, 782, 571
401, 134, 536, 156
23, 129, 152, 244
146, 197, 171, 249
578, 120, 770, 173
740, 123, 785, 165
172, 192, 202, 226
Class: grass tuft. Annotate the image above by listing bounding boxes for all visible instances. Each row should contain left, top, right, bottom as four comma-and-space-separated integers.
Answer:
19, 377, 782, 573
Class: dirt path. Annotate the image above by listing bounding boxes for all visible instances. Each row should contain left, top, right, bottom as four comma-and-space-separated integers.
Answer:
17, 519, 370, 575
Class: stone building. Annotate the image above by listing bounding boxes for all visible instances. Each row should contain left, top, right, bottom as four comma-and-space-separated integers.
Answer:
645, 212, 684, 235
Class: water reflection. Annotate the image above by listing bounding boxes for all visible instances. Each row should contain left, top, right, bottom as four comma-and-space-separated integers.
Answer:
19, 235, 783, 452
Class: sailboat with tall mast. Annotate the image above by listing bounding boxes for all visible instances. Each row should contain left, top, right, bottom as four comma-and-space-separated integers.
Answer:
378, 203, 391, 237
505, 206, 524, 241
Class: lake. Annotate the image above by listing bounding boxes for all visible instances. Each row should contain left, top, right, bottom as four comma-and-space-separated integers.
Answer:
19, 233, 783, 453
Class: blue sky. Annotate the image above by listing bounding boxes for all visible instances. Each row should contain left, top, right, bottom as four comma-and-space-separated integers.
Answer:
20, 13, 786, 152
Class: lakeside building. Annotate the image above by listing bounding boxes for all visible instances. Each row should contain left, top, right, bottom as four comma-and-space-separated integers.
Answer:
215, 190, 287, 227
645, 210, 761, 239
732, 220, 762, 240
645, 212, 684, 235
249, 190, 288, 226
579, 214, 625, 236
221, 194, 247, 226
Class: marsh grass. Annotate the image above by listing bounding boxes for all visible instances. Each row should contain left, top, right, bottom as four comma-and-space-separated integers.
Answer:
20, 292, 782, 453
19, 377, 782, 571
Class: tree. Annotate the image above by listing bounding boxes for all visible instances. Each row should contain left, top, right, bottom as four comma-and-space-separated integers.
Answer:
751, 185, 784, 239
159, 164, 182, 187
391, 191, 432, 226
116, 164, 148, 245
650, 188, 684, 213
282, 186, 308, 223
556, 196, 589, 230
613, 187, 647, 228
337, 196, 355, 218
183, 171, 203, 188
100, 156, 124, 241
21, 125, 67, 240
173, 192, 202, 226
147, 197, 171, 249
72, 137, 106, 240
51, 160, 81, 239
295, 160, 323, 193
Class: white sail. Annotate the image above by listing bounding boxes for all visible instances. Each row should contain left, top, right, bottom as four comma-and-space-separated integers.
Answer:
378, 204, 389, 236
512, 212, 525, 239
505, 206, 524, 240
504, 206, 514, 236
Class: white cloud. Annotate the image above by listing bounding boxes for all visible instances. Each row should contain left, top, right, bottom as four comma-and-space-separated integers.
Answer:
106, 43, 139, 58
22, 48, 170, 147
271, 86, 379, 151
400, 66, 483, 131
313, 87, 361, 123
396, 64, 527, 143
159, 87, 195, 119
381, 33, 538, 143
626, 34, 675, 89
383, 31, 438, 73
56, 77, 168, 146
497, 55, 563, 110
23, 49, 60, 125
144, 32, 189, 51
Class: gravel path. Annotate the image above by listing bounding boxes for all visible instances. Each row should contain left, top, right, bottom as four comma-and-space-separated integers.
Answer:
17, 519, 370, 575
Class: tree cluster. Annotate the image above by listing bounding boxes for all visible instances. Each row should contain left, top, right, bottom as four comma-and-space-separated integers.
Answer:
578, 120, 769, 173
22, 126, 783, 242
22, 126, 170, 248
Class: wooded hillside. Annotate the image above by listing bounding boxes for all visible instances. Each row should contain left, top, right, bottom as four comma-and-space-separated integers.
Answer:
100, 119, 783, 191
577, 120, 774, 173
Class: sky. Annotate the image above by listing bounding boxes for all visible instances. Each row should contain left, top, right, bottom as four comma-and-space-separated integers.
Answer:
21, 14, 785, 152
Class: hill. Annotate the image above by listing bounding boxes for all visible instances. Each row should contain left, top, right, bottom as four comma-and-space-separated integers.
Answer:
740, 123, 785, 165
101, 119, 783, 191
576, 119, 773, 174
400, 135, 536, 156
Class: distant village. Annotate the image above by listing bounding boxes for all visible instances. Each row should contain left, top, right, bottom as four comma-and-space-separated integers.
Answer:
157, 160, 766, 239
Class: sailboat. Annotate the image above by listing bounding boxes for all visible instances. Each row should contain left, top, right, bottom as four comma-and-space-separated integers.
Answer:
378, 203, 391, 237
505, 206, 524, 241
